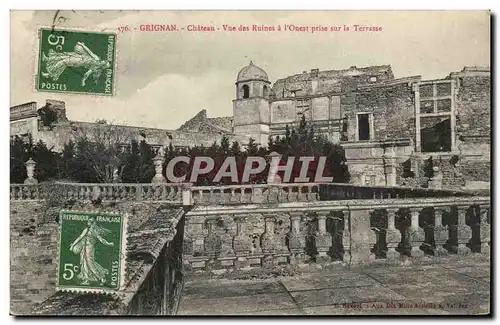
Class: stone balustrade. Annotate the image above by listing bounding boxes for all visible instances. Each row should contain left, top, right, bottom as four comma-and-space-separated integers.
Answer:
9, 183, 184, 203
190, 183, 321, 205
318, 183, 472, 200
183, 196, 490, 271
10, 182, 470, 205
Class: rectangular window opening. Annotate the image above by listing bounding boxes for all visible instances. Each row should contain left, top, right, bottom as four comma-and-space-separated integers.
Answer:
420, 118, 451, 153
357, 113, 371, 141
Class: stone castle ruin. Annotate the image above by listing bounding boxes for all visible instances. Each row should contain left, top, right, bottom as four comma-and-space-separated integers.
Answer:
10, 63, 490, 189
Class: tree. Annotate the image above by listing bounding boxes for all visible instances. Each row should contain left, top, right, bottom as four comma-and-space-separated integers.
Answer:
71, 122, 130, 183
220, 135, 230, 155
121, 140, 155, 183
10, 136, 29, 183
246, 138, 259, 156
32, 140, 59, 182
230, 141, 241, 156
10, 135, 61, 183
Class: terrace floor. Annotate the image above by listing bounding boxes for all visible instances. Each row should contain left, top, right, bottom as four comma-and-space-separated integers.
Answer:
177, 254, 491, 316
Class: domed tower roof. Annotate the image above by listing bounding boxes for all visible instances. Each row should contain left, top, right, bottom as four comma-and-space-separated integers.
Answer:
237, 61, 269, 83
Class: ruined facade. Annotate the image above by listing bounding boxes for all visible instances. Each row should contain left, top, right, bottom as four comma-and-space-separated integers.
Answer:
10, 100, 249, 153
10, 63, 490, 189
181, 62, 490, 190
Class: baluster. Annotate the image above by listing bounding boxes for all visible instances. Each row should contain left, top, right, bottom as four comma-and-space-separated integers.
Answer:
238, 187, 245, 203
122, 185, 129, 200
433, 208, 449, 256
260, 215, 276, 267
229, 188, 237, 203
452, 205, 472, 256
287, 212, 306, 264
386, 208, 402, 261
479, 204, 490, 255
79, 186, 85, 200
135, 184, 141, 201
93, 185, 100, 201
10, 186, 14, 200
341, 211, 351, 263
86, 185, 92, 200
160, 185, 166, 201
164, 185, 171, 200
67, 186, 74, 200
408, 208, 425, 258
233, 216, 251, 268
314, 211, 332, 263
174, 186, 182, 200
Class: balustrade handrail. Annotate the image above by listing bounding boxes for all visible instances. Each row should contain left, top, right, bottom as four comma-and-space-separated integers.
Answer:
186, 196, 491, 216
9, 181, 483, 203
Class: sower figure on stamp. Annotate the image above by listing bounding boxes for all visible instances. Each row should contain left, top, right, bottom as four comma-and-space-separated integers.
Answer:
41, 41, 110, 87
69, 217, 114, 286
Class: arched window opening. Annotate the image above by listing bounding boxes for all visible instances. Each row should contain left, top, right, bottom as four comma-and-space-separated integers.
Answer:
263, 85, 269, 98
242, 85, 250, 99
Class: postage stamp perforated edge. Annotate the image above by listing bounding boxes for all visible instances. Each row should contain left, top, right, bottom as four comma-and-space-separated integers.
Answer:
55, 209, 128, 294
33, 24, 118, 97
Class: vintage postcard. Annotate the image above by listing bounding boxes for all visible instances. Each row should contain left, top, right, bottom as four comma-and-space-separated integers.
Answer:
10, 10, 491, 316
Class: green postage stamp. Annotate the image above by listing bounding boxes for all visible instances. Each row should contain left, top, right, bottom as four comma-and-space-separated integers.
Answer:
57, 211, 127, 293
36, 28, 116, 95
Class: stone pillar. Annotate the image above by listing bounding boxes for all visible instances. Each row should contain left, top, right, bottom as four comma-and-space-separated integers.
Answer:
204, 219, 221, 262
450, 79, 457, 151
287, 212, 306, 265
408, 208, 425, 258
479, 205, 490, 255
151, 154, 167, 183
347, 209, 374, 264
266, 151, 282, 185
382, 147, 397, 186
260, 215, 276, 268
24, 158, 38, 184
181, 183, 192, 206
413, 83, 422, 152
233, 216, 251, 268
433, 208, 449, 256
341, 212, 351, 263
368, 210, 377, 261
451, 206, 472, 256
314, 211, 332, 264
385, 208, 401, 261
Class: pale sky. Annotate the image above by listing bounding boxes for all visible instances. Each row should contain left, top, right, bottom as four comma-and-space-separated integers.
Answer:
10, 10, 490, 130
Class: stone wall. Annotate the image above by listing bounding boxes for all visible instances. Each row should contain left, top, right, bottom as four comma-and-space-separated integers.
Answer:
10, 202, 58, 315
344, 78, 417, 142
9, 199, 182, 315
456, 73, 491, 139
270, 65, 394, 99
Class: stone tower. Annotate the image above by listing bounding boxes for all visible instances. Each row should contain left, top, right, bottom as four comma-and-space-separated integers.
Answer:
233, 61, 271, 146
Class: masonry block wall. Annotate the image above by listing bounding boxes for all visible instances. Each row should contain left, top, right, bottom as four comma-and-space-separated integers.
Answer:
10, 202, 58, 315
343, 80, 416, 142
9, 200, 173, 314
456, 74, 491, 139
